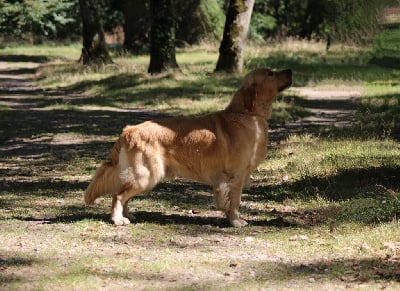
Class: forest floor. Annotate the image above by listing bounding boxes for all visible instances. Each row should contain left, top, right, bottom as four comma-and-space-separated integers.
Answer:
0, 47, 399, 291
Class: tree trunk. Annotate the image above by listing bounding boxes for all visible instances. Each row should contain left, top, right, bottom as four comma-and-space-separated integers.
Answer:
300, 0, 325, 40
79, 0, 113, 65
148, 0, 179, 74
215, 0, 254, 73
123, 0, 149, 53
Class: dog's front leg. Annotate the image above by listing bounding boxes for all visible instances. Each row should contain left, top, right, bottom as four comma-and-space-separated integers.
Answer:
227, 184, 248, 227
214, 175, 248, 227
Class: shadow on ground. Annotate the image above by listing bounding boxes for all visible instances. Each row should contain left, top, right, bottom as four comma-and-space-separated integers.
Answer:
1, 54, 399, 229
0, 54, 49, 63
250, 256, 400, 284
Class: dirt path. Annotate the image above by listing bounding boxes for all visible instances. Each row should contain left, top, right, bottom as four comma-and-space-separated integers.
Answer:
290, 86, 361, 127
270, 86, 361, 139
0, 62, 41, 109
0, 60, 170, 160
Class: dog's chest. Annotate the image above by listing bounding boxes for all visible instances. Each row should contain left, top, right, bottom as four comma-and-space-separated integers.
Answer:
247, 118, 267, 169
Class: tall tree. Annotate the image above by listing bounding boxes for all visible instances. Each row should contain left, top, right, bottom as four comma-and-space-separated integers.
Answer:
123, 0, 149, 52
79, 0, 112, 65
215, 0, 255, 73
148, 0, 179, 73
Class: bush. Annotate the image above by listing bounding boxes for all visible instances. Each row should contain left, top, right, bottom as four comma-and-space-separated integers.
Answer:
249, 12, 276, 41
0, 0, 79, 43
249, 0, 397, 44
175, 0, 225, 44
337, 196, 400, 224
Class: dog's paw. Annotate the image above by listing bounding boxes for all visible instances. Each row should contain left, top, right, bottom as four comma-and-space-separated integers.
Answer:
112, 216, 131, 226
230, 218, 248, 228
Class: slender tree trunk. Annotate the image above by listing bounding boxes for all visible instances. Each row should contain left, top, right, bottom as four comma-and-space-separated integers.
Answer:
148, 0, 179, 74
79, 0, 112, 65
215, 0, 254, 73
223, 0, 230, 13
123, 0, 149, 53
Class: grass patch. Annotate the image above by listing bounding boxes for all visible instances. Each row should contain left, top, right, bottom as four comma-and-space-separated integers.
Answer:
33, 44, 310, 119
252, 135, 400, 226
357, 23, 400, 137
1, 25, 400, 289
358, 91, 400, 137
0, 43, 81, 61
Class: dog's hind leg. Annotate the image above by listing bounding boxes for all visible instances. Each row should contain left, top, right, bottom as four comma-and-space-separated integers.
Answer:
111, 185, 142, 226
122, 199, 136, 221
112, 147, 164, 226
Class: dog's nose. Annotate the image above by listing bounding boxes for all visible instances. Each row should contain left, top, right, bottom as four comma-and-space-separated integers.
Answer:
278, 69, 292, 79
277, 69, 292, 91
284, 69, 292, 84
283, 69, 292, 78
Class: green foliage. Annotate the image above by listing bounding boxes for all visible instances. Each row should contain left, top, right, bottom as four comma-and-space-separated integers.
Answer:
321, 0, 387, 44
0, 0, 123, 43
372, 23, 400, 59
0, 0, 78, 43
175, 0, 225, 44
251, 0, 308, 39
98, 0, 123, 32
249, 12, 276, 41
199, 0, 225, 39
250, 0, 397, 44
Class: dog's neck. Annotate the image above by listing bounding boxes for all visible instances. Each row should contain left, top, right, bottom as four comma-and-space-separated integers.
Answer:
225, 89, 273, 118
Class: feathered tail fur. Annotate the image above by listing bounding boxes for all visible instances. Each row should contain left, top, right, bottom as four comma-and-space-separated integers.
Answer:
84, 138, 123, 204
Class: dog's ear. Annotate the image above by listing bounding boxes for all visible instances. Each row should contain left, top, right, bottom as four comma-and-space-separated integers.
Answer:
242, 83, 257, 112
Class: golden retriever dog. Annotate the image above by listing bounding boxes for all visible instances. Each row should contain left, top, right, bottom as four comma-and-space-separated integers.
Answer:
85, 68, 292, 227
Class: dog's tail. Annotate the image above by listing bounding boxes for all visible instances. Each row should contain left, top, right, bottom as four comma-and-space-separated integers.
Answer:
84, 138, 123, 205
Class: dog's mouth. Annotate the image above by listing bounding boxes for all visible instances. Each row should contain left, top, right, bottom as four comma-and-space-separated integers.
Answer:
278, 69, 292, 92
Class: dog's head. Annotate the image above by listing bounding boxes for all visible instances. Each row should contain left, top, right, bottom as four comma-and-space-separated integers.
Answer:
227, 68, 292, 117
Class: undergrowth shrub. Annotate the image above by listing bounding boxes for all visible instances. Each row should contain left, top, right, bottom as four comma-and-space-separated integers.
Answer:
337, 195, 400, 224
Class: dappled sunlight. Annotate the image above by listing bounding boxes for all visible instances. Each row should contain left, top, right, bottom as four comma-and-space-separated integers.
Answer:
1, 23, 400, 289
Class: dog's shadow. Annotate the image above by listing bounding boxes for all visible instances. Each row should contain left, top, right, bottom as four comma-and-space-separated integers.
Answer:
129, 211, 297, 227
19, 207, 296, 228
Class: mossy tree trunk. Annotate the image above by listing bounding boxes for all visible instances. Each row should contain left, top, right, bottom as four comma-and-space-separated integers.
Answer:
215, 0, 254, 73
148, 0, 179, 74
79, 0, 112, 65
